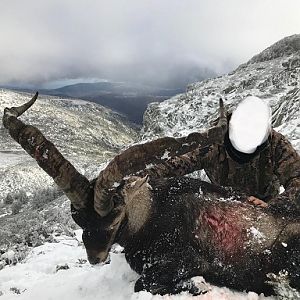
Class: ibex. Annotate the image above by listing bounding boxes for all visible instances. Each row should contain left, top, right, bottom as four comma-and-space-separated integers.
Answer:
3, 93, 300, 296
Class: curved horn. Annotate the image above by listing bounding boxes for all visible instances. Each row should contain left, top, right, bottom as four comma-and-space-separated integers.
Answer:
94, 98, 227, 217
218, 98, 227, 126
3, 93, 91, 210
5, 92, 39, 117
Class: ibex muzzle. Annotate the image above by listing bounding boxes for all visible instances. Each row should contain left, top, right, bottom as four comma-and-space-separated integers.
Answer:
71, 188, 125, 265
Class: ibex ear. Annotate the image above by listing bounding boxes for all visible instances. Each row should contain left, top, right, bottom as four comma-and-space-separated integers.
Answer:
133, 175, 150, 189
140, 175, 149, 185
143, 174, 150, 183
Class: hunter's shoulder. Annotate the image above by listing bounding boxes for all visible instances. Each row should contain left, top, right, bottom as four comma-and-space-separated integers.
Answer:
271, 129, 293, 146
271, 129, 285, 139
270, 129, 300, 159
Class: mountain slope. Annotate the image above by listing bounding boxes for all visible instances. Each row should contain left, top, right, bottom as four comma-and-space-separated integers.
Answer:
0, 89, 138, 193
0, 89, 138, 261
142, 34, 300, 153
0, 89, 137, 157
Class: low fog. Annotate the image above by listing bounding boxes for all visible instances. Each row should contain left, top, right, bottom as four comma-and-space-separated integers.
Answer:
1, 0, 300, 89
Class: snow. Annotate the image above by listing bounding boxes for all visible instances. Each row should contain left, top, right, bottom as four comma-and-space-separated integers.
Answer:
279, 186, 285, 194
145, 163, 154, 169
161, 150, 170, 160
0, 152, 30, 168
248, 226, 265, 243
113, 182, 121, 187
0, 238, 274, 300
1, 251, 16, 263
67, 99, 91, 106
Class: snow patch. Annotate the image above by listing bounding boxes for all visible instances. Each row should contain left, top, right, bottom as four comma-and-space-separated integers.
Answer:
145, 163, 154, 169
1, 251, 16, 264
112, 182, 120, 188
0, 239, 275, 300
161, 150, 170, 160
248, 226, 265, 243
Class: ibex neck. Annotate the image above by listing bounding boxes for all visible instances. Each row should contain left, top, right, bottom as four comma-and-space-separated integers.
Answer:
125, 185, 153, 234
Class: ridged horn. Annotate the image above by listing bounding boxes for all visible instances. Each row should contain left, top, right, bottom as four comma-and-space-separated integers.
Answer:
204, 98, 227, 144
5, 92, 39, 118
3, 92, 92, 210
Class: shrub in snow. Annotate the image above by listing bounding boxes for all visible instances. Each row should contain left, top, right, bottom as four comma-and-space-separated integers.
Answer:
4, 193, 14, 205
7, 190, 29, 215
30, 187, 62, 209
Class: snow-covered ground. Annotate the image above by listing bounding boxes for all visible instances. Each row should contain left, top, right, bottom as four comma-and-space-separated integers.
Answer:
0, 234, 274, 300
0, 152, 30, 169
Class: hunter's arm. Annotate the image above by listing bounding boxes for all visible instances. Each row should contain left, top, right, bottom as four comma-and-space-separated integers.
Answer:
270, 131, 300, 205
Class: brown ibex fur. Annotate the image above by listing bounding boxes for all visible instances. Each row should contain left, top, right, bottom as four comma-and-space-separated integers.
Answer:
3, 93, 300, 296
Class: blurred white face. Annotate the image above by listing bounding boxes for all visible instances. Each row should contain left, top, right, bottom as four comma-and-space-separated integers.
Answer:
229, 96, 271, 154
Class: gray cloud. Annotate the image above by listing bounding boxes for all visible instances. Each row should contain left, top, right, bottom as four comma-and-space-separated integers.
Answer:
1, 0, 300, 88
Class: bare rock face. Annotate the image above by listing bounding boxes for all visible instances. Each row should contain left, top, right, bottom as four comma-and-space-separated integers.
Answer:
141, 34, 300, 153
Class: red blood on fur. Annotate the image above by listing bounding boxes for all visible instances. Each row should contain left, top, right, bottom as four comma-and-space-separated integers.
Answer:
197, 205, 246, 261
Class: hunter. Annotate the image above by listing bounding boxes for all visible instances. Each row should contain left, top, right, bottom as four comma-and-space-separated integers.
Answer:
134, 96, 300, 210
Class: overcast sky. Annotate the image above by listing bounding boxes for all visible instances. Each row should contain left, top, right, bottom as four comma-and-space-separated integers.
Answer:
0, 0, 300, 89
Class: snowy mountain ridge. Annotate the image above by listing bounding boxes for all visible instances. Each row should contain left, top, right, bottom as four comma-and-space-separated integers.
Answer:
247, 34, 300, 64
142, 34, 300, 154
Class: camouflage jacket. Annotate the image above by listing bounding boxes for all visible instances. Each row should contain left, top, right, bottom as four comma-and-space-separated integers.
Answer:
141, 130, 300, 204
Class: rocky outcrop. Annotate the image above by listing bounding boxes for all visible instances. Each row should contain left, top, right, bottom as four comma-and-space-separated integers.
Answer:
248, 34, 300, 64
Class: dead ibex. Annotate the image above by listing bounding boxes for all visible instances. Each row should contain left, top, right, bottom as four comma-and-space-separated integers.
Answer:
3, 93, 300, 296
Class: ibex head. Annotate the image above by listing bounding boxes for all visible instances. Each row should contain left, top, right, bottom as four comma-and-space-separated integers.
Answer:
74, 176, 152, 264
72, 201, 125, 264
